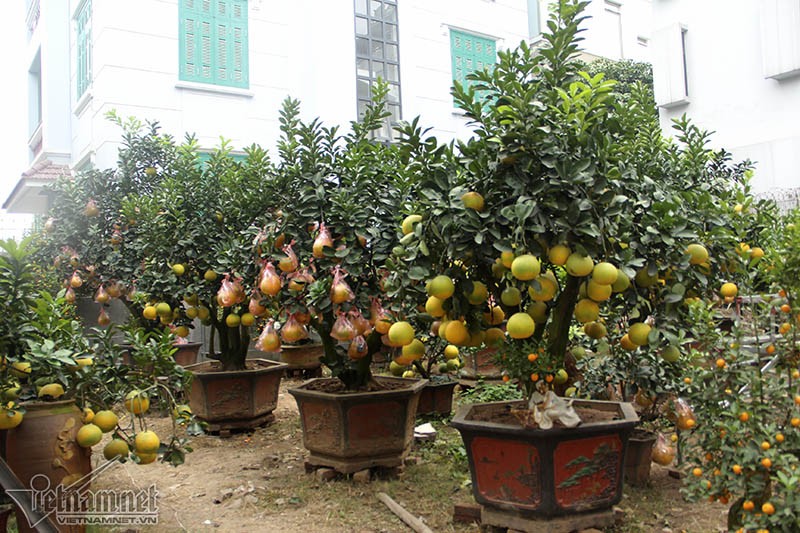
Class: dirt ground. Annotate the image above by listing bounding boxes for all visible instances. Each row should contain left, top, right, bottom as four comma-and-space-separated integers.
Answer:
90, 377, 728, 533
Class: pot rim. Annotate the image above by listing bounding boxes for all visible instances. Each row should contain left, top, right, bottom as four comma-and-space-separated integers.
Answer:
184, 358, 287, 377
451, 398, 639, 436
288, 376, 428, 400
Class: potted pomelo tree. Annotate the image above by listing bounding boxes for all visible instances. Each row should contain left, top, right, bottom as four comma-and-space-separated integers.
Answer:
254, 89, 426, 475
0, 239, 193, 532
36, 115, 287, 431
388, 0, 747, 525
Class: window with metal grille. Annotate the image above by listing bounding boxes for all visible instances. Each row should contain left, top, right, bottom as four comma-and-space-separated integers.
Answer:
179, 0, 249, 89
354, 0, 400, 140
450, 29, 496, 105
76, 0, 91, 98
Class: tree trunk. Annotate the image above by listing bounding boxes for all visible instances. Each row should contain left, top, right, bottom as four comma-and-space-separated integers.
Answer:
547, 274, 581, 362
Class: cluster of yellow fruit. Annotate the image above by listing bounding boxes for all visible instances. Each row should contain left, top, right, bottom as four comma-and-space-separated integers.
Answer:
75, 391, 164, 465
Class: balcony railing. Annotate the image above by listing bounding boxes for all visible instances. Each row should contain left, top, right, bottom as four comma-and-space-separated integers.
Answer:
26, 0, 40, 34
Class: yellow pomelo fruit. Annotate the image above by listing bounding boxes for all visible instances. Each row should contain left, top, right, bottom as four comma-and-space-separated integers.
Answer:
583, 321, 607, 339
483, 306, 505, 326
428, 275, 455, 300
444, 345, 459, 359
174, 325, 190, 338
124, 390, 150, 415
620, 334, 637, 351
240, 313, 256, 327
134, 430, 161, 454
492, 261, 507, 279
425, 296, 445, 317
686, 243, 709, 265
611, 271, 631, 293
197, 305, 210, 321
402, 370, 416, 379
38, 383, 65, 400
553, 369, 568, 385
661, 345, 680, 363
76, 424, 103, 448
574, 299, 600, 324
586, 280, 612, 302
137, 452, 158, 465
93, 410, 119, 433
185, 306, 199, 319
565, 253, 594, 278
526, 301, 548, 323
720, 282, 738, 298
389, 361, 405, 376
401, 214, 422, 235
635, 268, 658, 288
507, 312, 535, 339
528, 271, 558, 302
750, 246, 764, 259
388, 321, 415, 346
0, 409, 23, 430
204, 269, 218, 282
10, 362, 31, 379
437, 320, 450, 340
401, 339, 425, 361
501, 286, 522, 307
629, 323, 651, 346
548, 244, 571, 266
172, 263, 185, 276
225, 313, 241, 328
466, 330, 485, 347
81, 407, 94, 424
445, 321, 470, 346
155, 302, 172, 317
466, 281, 488, 305
142, 305, 158, 320
461, 191, 485, 211
484, 327, 506, 345
103, 438, 130, 461
500, 251, 515, 269
511, 254, 541, 281
592, 262, 618, 286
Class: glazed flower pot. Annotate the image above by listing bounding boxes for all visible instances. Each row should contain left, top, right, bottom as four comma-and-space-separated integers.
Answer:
451, 398, 638, 518
289, 376, 427, 473
279, 343, 323, 372
186, 359, 287, 432
5, 399, 92, 532
416, 378, 457, 416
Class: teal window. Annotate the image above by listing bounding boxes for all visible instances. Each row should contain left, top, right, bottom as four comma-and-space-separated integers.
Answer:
76, 0, 91, 98
450, 29, 496, 104
179, 0, 249, 89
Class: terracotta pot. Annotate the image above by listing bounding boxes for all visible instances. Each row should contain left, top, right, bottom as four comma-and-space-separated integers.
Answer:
451, 399, 638, 518
5, 399, 92, 532
279, 343, 324, 370
416, 379, 457, 416
624, 429, 656, 486
185, 358, 287, 432
289, 376, 427, 473
119, 342, 201, 367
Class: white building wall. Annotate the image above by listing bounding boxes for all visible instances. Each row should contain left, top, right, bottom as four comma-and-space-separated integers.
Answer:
68, 0, 530, 172
651, 0, 800, 193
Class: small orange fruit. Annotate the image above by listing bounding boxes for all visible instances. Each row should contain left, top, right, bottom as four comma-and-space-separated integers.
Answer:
792, 417, 800, 427
761, 441, 771, 451
761, 457, 772, 469
743, 500, 755, 512
776, 433, 785, 443
765, 344, 776, 355
715, 358, 726, 369
527, 353, 538, 362
692, 467, 702, 477
762, 502, 775, 515
732, 464, 742, 474
739, 412, 750, 423
530, 373, 539, 382
781, 303, 791, 313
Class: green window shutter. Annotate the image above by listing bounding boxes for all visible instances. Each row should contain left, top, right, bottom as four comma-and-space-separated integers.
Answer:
76, 0, 92, 98
179, 0, 248, 88
450, 29, 496, 104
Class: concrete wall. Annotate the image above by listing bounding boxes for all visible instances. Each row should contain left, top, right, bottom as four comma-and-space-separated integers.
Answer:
651, 0, 800, 193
